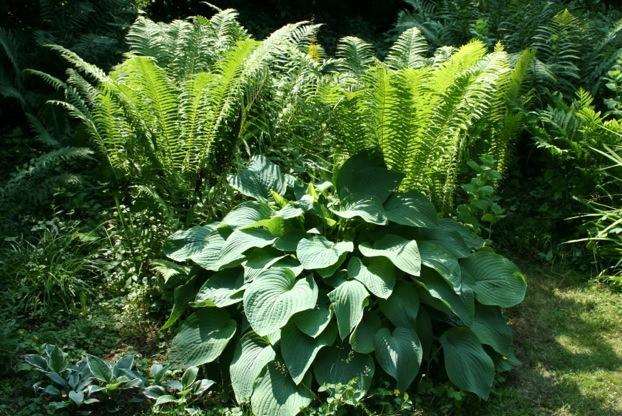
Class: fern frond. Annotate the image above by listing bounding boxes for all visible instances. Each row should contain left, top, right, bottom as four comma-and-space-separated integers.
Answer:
46, 44, 108, 84
386, 27, 429, 70
335, 36, 376, 75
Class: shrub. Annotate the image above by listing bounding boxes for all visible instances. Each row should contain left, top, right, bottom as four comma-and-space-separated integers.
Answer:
161, 152, 526, 416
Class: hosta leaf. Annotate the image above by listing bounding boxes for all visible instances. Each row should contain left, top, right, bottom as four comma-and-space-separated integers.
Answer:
419, 241, 461, 290
328, 279, 369, 339
169, 309, 236, 368
418, 270, 474, 325
440, 327, 494, 399
374, 327, 422, 390
313, 346, 374, 398
216, 228, 277, 269
416, 308, 433, 360
242, 248, 286, 283
228, 155, 287, 200
222, 201, 272, 228
316, 252, 348, 278
378, 280, 420, 327
349, 311, 382, 354
162, 277, 201, 330
420, 219, 484, 258
348, 256, 396, 299
281, 323, 338, 384
87, 355, 112, 382
296, 236, 354, 270
335, 151, 401, 203
230, 332, 276, 403
190, 230, 228, 271
194, 269, 246, 308
470, 305, 517, 360
164, 224, 218, 262
384, 192, 438, 228
293, 301, 332, 338
330, 198, 387, 225
461, 251, 526, 308
274, 229, 306, 252
359, 234, 421, 276
244, 268, 318, 336
251, 362, 313, 416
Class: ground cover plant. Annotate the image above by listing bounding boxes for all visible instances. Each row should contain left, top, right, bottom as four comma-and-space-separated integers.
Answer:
1, 1, 621, 416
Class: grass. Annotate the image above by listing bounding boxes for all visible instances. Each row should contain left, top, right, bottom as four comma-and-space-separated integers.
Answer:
481, 264, 622, 416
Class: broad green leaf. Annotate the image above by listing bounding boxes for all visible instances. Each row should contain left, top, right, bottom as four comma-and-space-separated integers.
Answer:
316, 252, 348, 278
251, 362, 313, 416
169, 309, 236, 368
230, 332, 276, 403
242, 248, 286, 282
335, 151, 401, 203
163, 276, 201, 330
293, 301, 332, 338
222, 201, 272, 228
164, 224, 218, 262
378, 280, 420, 327
461, 251, 526, 308
470, 305, 517, 360
228, 155, 287, 200
384, 192, 438, 228
347, 256, 396, 299
416, 308, 433, 361
274, 230, 306, 252
440, 327, 494, 399
420, 219, 483, 258
281, 324, 337, 384
244, 268, 318, 336
87, 355, 112, 382
194, 269, 246, 308
328, 279, 369, 339
419, 241, 461, 290
359, 234, 421, 276
296, 236, 354, 270
189, 229, 228, 271
330, 198, 387, 225
349, 311, 382, 354
216, 228, 277, 269
313, 346, 374, 398
374, 327, 422, 390
47, 345, 66, 373
418, 270, 474, 325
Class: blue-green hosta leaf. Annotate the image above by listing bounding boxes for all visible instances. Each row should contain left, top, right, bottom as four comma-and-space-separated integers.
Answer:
169, 309, 236, 368
296, 236, 354, 270
328, 279, 369, 339
461, 251, 526, 308
274, 229, 306, 252
216, 228, 277, 270
162, 277, 201, 330
349, 311, 382, 354
420, 219, 484, 258
379, 280, 420, 327
87, 355, 112, 382
374, 327, 422, 390
292, 300, 332, 338
229, 332, 276, 404
347, 256, 396, 299
194, 269, 246, 308
418, 270, 474, 325
359, 234, 421, 276
440, 327, 494, 399
242, 248, 286, 283
222, 201, 273, 228
273, 258, 304, 276
46, 344, 66, 373
419, 241, 461, 290
251, 362, 313, 416
281, 324, 338, 384
335, 151, 401, 203
384, 192, 438, 228
313, 346, 375, 399
330, 198, 387, 225
228, 155, 287, 200
470, 305, 517, 361
316, 252, 348, 278
164, 224, 225, 269
416, 308, 433, 360
244, 268, 318, 336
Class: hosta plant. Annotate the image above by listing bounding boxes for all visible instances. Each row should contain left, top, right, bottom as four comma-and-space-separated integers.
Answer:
25, 344, 143, 412
163, 152, 527, 416
143, 363, 215, 414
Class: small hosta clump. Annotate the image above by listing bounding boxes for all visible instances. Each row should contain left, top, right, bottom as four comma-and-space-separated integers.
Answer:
162, 151, 527, 416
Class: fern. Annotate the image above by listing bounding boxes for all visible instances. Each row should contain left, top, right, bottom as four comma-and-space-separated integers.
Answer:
386, 27, 429, 70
